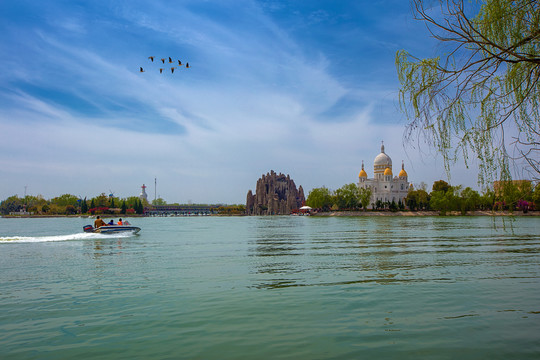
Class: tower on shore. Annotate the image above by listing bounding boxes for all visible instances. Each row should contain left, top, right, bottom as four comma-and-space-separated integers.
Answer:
140, 184, 148, 202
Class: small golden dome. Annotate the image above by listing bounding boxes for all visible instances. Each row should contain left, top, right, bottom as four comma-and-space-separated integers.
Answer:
359, 160, 367, 178
384, 167, 392, 176
398, 161, 407, 177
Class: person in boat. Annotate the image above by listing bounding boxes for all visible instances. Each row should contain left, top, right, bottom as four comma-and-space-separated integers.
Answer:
108, 219, 114, 225
94, 216, 107, 228
117, 218, 123, 225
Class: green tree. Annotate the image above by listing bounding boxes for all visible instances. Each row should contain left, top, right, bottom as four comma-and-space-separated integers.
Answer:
0, 195, 23, 215
417, 189, 430, 210
51, 194, 79, 207
21, 195, 47, 214
306, 187, 333, 211
136, 199, 144, 214
432, 180, 451, 193
152, 197, 167, 206
93, 193, 109, 207
81, 197, 88, 214
532, 183, 540, 209
121, 200, 127, 214
125, 197, 141, 210
460, 187, 481, 213
498, 180, 533, 210
334, 183, 360, 210
430, 191, 452, 215
431, 185, 463, 215
405, 190, 419, 211
406, 188, 431, 211
358, 187, 372, 211
480, 189, 495, 210
396, 0, 540, 184
65, 205, 77, 215
47, 204, 63, 215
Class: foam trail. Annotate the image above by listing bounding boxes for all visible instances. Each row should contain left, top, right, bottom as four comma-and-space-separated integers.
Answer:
0, 232, 133, 243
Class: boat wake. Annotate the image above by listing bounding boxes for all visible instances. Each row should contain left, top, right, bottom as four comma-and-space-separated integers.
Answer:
0, 232, 134, 243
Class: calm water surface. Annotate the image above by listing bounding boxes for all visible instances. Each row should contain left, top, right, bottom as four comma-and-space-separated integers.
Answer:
1, 216, 539, 359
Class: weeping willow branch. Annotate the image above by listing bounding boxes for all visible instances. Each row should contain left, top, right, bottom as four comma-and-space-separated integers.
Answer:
396, 0, 540, 185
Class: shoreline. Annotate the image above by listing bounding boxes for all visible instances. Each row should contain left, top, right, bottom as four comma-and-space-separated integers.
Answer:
311, 210, 540, 217
2, 210, 540, 218
0, 214, 145, 219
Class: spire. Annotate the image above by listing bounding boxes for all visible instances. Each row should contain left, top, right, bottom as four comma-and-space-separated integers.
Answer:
381, 140, 385, 153
398, 160, 408, 178
359, 160, 367, 178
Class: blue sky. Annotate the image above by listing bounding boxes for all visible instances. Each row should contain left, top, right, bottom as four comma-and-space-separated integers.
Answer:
0, 0, 483, 204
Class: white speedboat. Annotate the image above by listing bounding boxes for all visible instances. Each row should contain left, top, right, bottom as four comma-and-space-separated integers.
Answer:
83, 225, 141, 234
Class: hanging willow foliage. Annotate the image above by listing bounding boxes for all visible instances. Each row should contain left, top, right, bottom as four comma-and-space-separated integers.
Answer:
396, 0, 539, 186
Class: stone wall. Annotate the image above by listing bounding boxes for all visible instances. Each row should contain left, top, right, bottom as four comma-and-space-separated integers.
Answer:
246, 170, 305, 215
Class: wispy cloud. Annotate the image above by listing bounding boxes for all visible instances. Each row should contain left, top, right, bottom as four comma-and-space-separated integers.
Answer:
0, 0, 482, 203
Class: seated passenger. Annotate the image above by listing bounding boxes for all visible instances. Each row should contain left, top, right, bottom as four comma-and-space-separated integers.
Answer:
94, 216, 107, 228
108, 220, 114, 225
117, 218, 123, 225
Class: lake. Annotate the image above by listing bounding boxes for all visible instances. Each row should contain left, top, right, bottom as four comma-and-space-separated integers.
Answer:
1, 215, 539, 359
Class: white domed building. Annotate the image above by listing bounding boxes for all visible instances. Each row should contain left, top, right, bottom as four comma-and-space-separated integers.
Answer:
358, 142, 410, 208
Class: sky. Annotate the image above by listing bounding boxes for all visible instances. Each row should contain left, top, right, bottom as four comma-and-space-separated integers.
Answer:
0, 0, 486, 204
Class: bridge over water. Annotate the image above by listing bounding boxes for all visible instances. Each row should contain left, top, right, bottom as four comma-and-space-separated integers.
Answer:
145, 205, 219, 216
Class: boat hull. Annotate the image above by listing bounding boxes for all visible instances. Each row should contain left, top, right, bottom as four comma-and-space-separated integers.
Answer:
83, 225, 141, 234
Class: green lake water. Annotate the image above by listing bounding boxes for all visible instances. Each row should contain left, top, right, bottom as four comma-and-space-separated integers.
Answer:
1, 215, 539, 359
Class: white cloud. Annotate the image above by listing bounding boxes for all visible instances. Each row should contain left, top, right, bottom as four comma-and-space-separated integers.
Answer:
0, 0, 489, 204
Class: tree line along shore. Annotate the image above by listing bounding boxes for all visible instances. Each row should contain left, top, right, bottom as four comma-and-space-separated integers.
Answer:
1, 179, 539, 217
0, 193, 246, 217
305, 180, 540, 216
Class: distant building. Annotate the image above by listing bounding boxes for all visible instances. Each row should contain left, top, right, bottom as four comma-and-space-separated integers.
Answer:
493, 180, 532, 197
139, 184, 148, 202
358, 142, 411, 208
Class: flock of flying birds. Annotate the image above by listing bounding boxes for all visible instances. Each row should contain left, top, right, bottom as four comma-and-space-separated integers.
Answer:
139, 56, 190, 74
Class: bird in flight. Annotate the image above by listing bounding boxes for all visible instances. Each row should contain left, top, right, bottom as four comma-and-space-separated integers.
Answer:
141, 56, 190, 73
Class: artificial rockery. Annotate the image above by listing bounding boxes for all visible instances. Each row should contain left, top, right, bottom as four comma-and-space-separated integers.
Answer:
246, 170, 305, 215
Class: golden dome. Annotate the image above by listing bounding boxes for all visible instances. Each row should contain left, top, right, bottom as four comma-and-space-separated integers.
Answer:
398, 161, 407, 177
384, 167, 392, 176
359, 160, 367, 177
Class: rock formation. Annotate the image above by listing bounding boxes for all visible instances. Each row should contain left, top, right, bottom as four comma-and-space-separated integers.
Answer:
246, 170, 305, 215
